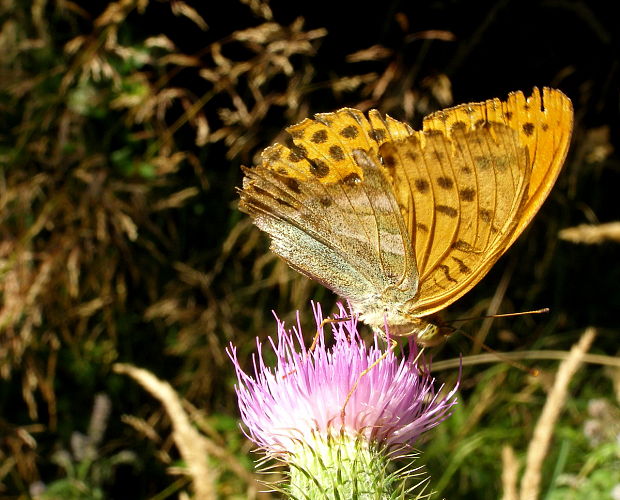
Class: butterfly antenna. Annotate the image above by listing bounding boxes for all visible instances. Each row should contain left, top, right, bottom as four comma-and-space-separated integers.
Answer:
454, 328, 539, 376
445, 309, 548, 376
449, 308, 549, 324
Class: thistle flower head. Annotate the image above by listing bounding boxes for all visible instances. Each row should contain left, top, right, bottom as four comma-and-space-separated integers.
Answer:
228, 303, 458, 458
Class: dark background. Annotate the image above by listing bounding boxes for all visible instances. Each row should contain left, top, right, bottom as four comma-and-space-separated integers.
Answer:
1, 0, 618, 498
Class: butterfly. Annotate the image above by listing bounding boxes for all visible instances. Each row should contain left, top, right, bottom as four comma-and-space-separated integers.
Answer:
239, 88, 573, 346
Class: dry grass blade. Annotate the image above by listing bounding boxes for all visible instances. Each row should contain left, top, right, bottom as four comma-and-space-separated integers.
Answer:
559, 221, 620, 244
501, 445, 519, 500
346, 45, 394, 63
518, 327, 597, 500
431, 349, 620, 371
113, 363, 217, 500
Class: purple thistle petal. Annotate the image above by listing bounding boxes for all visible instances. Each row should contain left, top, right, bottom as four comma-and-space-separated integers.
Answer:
227, 302, 459, 457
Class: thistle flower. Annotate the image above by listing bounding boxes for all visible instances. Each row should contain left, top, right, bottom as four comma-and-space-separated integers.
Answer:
228, 303, 459, 498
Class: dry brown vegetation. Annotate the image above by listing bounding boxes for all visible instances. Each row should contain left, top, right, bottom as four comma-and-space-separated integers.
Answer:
1, 0, 619, 498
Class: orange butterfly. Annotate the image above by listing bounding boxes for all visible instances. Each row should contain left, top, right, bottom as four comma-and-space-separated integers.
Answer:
240, 88, 573, 346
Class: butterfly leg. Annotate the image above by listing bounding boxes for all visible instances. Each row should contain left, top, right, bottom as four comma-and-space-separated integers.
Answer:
340, 337, 398, 423
309, 316, 352, 351
412, 346, 426, 366
282, 316, 352, 379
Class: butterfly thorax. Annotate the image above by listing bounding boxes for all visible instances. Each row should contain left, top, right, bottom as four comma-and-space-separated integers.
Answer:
357, 303, 452, 347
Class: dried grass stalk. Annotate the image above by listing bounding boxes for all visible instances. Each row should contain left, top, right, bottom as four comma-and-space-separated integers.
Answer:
559, 221, 620, 244
519, 327, 597, 500
501, 445, 519, 500
113, 363, 216, 500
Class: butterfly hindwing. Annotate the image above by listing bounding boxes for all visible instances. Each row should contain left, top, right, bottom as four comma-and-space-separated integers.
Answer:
379, 87, 572, 317
500, 88, 573, 247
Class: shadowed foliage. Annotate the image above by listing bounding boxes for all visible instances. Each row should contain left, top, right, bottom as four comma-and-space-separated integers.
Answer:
1, 0, 619, 498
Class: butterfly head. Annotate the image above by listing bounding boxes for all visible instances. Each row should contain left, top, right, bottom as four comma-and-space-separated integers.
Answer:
362, 306, 454, 347
388, 314, 454, 347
